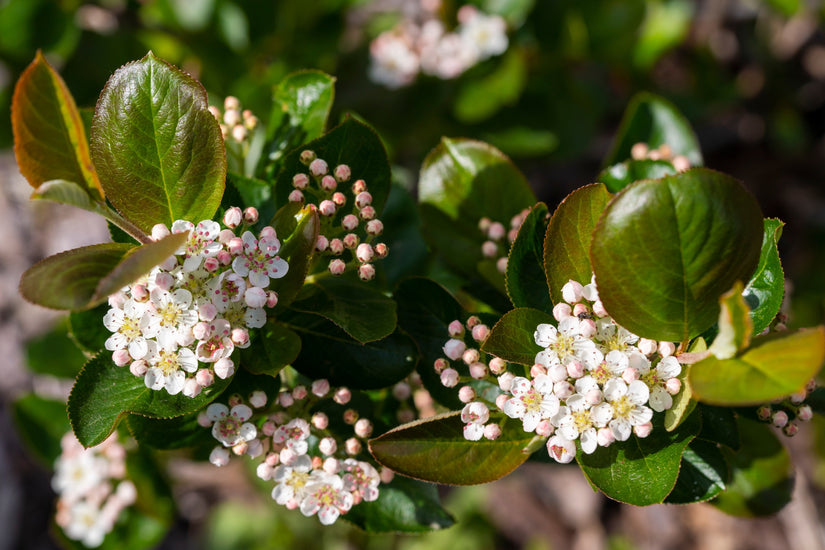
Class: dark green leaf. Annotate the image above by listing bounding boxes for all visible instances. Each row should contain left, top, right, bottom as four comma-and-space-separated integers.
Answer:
68, 355, 230, 447
665, 438, 729, 504
127, 411, 213, 450
290, 277, 397, 343
506, 202, 551, 312
603, 92, 702, 167
26, 317, 86, 378
269, 202, 320, 311
597, 159, 677, 194
380, 184, 430, 287
369, 412, 534, 485
223, 366, 281, 402
697, 404, 740, 450
287, 313, 415, 390
12, 394, 70, 467
689, 326, 825, 405
345, 476, 454, 533
69, 303, 110, 354
591, 168, 763, 341
12, 51, 103, 197
577, 410, 701, 505
481, 307, 554, 365
711, 417, 794, 517
239, 320, 300, 377
544, 183, 611, 305
743, 218, 785, 335
91, 52, 225, 232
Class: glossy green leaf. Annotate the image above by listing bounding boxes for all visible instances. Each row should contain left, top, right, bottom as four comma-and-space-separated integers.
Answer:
597, 159, 677, 194
269, 202, 320, 310
369, 412, 534, 485
454, 49, 527, 124
665, 438, 729, 504
506, 202, 551, 312
12, 394, 70, 467
712, 417, 794, 517
590, 168, 763, 342
11, 51, 103, 198
603, 92, 702, 167
68, 355, 230, 447
69, 303, 110, 354
239, 320, 300, 377
481, 307, 553, 365
419, 137, 535, 221
344, 476, 454, 533
696, 404, 740, 450
266, 70, 335, 168
743, 218, 785, 335
290, 277, 397, 344
578, 410, 701, 506
544, 183, 611, 305
395, 277, 470, 410
90, 52, 225, 232
31, 179, 109, 216
26, 318, 87, 378
127, 411, 213, 450
287, 313, 415, 390
709, 282, 752, 360
273, 118, 391, 216
689, 326, 825, 405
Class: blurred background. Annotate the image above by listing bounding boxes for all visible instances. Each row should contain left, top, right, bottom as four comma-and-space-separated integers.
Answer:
1, 0, 825, 548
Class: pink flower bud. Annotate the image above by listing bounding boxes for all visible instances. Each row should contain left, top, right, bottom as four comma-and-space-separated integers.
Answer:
279, 448, 297, 465
334, 387, 352, 405
458, 386, 476, 403
231, 328, 250, 347
585, 388, 603, 406
630, 142, 648, 160
489, 357, 506, 374
197, 411, 213, 428
313, 236, 329, 254
300, 149, 316, 165
498, 372, 514, 392
757, 406, 772, 421
330, 192, 345, 207
665, 377, 681, 395
496, 257, 508, 273
535, 420, 554, 437
495, 393, 509, 411
113, 349, 131, 367
231, 125, 248, 143
440, 368, 459, 387
772, 410, 789, 428
193, 321, 210, 341
352, 179, 367, 194
339, 214, 357, 232
597, 427, 615, 447
478, 217, 492, 232
389, 383, 410, 402
358, 263, 376, 281
592, 300, 608, 318
553, 303, 572, 322
638, 338, 657, 356
197, 304, 217, 323
288, 189, 305, 203
309, 158, 328, 177
507, 228, 519, 244
248, 390, 267, 408
264, 451, 279, 466
488, 222, 506, 241
448, 320, 465, 337
319, 437, 337, 455
224, 96, 240, 111
484, 423, 503, 440
433, 358, 448, 373
245, 287, 268, 308
151, 223, 171, 241
216, 250, 232, 265
155, 272, 174, 291
443, 338, 466, 360
196, 369, 214, 388
243, 207, 259, 225
355, 418, 373, 438
462, 348, 480, 365
658, 341, 676, 357
227, 394, 242, 407
223, 207, 243, 228
345, 437, 362, 456
356, 243, 374, 263
278, 392, 294, 407
572, 304, 588, 318
783, 423, 799, 437
227, 237, 244, 255
579, 318, 597, 338
554, 381, 574, 399
208, 105, 221, 120
320, 175, 337, 192
547, 363, 567, 382
622, 367, 639, 384
311, 379, 329, 397
200, 257, 218, 272
292, 173, 310, 190
634, 422, 653, 439
325, 239, 342, 256
359, 206, 376, 220
355, 192, 372, 208
469, 362, 487, 379
531, 363, 547, 377
672, 155, 690, 172
257, 463, 273, 480
319, 200, 336, 216
334, 164, 351, 182
214, 358, 235, 379
567, 360, 585, 379
210, 447, 230, 467
183, 379, 202, 398
259, 226, 276, 241
343, 233, 359, 249
328, 259, 346, 276
797, 405, 813, 422
130, 360, 148, 377
292, 385, 308, 400
481, 241, 498, 260
324, 457, 340, 474
366, 219, 384, 236
312, 412, 329, 430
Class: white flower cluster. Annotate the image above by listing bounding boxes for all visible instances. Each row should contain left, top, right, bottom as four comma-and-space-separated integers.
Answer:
442, 277, 684, 464
369, 4, 508, 88
479, 208, 529, 274
200, 381, 387, 525
288, 151, 388, 281
103, 211, 287, 397
53, 433, 137, 548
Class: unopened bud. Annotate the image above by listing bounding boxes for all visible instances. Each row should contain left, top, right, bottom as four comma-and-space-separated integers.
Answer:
488, 222, 506, 241
345, 438, 362, 456
554, 381, 574, 399
567, 360, 585, 379
315, 235, 329, 252
359, 206, 376, 220
772, 410, 789, 428
572, 303, 589, 317
630, 142, 648, 160
196, 369, 214, 388
312, 379, 330, 397
223, 207, 243, 228
481, 241, 498, 258
320, 175, 337, 192
214, 358, 235, 379
112, 349, 131, 367
440, 368, 459, 387
496, 257, 508, 273
592, 300, 608, 318
535, 420, 554, 437
328, 259, 346, 276
332, 192, 346, 206
462, 348, 480, 365
665, 378, 681, 395
621, 367, 639, 384
232, 440, 249, 457
354, 418, 373, 438
292, 385, 308, 400
231, 328, 250, 347
245, 287, 267, 308
203, 257, 220, 272
484, 423, 502, 440
638, 338, 657, 356
658, 341, 676, 357
358, 263, 376, 281
208, 105, 222, 120
531, 363, 547, 377
757, 405, 772, 421
292, 173, 309, 189
495, 393, 509, 411
334, 387, 352, 405
478, 217, 492, 232
210, 447, 230, 467
352, 179, 367, 194
797, 405, 813, 422
498, 372, 514, 392
249, 390, 267, 408
343, 233, 359, 249
319, 437, 337, 455
392, 382, 411, 401
469, 362, 487, 379
448, 320, 465, 337
790, 390, 807, 404
553, 302, 572, 322
579, 318, 597, 338
312, 412, 329, 430
433, 358, 448, 373
309, 158, 328, 177
300, 150, 316, 165
366, 219, 384, 236
154, 272, 174, 291
319, 200, 336, 217
783, 423, 799, 437
334, 164, 351, 182
288, 190, 305, 203
243, 207, 258, 224
672, 155, 690, 172
278, 392, 294, 408
489, 357, 506, 374
356, 243, 374, 263
397, 409, 415, 423
232, 125, 248, 143
266, 291, 279, 308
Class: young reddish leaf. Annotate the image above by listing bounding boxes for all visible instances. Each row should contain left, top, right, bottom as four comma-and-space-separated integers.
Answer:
369, 412, 534, 485
12, 51, 103, 198
91, 52, 226, 232
544, 183, 611, 305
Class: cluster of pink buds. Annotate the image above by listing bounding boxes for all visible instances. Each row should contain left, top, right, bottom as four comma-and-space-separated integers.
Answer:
52, 433, 137, 548
630, 141, 690, 172
479, 208, 529, 274
756, 378, 817, 437
200, 377, 392, 525
288, 150, 389, 282
208, 96, 259, 144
